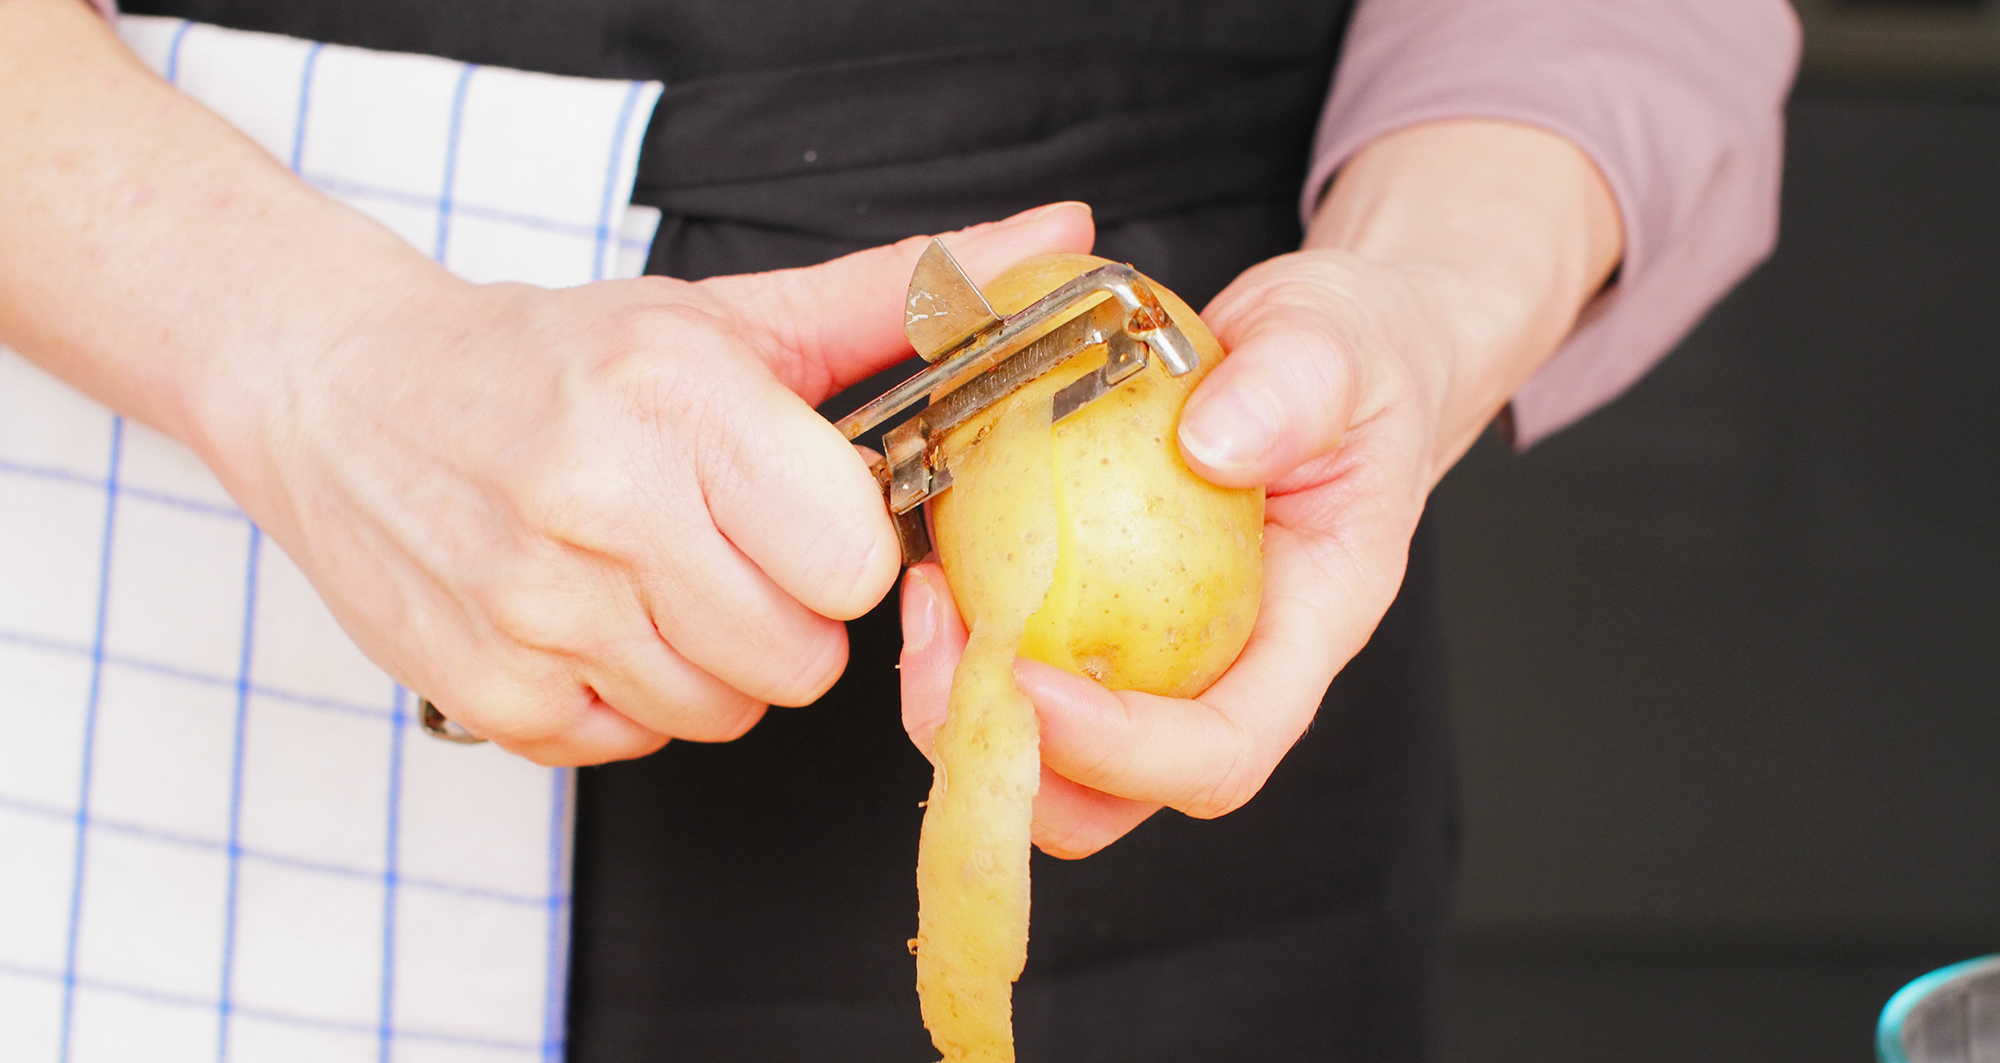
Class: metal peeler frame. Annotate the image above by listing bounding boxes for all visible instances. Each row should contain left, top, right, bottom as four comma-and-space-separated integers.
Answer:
833, 239, 1201, 565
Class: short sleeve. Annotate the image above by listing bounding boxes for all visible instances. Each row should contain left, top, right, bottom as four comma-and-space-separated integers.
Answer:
1303, 0, 1800, 446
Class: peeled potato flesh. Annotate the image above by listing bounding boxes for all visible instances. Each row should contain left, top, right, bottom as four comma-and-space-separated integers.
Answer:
936, 253, 1264, 699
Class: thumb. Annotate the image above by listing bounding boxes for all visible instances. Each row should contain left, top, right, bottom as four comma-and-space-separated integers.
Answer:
898, 563, 967, 762
1177, 271, 1364, 488
703, 202, 1096, 403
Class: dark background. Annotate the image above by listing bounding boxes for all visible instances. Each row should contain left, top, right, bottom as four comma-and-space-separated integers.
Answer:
1434, 4, 2000, 1059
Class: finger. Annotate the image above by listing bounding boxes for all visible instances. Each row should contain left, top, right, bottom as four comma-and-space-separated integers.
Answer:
898, 563, 966, 763
699, 370, 901, 623
555, 409, 858, 706
1014, 659, 1258, 818
470, 493, 851, 716
1030, 766, 1162, 860
416, 665, 669, 767
698, 206, 1095, 621
580, 626, 769, 744
640, 510, 856, 707
702, 201, 1097, 401
901, 563, 1162, 857
1177, 263, 1366, 488
389, 552, 776, 761
406, 574, 767, 761
504, 697, 672, 767
1021, 518, 1394, 819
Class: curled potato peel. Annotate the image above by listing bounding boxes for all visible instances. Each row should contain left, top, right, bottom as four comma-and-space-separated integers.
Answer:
912, 254, 1265, 1061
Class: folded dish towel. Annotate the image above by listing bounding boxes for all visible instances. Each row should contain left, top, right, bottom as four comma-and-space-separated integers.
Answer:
0, 17, 661, 1062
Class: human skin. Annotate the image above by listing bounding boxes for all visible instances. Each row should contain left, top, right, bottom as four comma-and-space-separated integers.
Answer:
0, 0, 1094, 765
3, 0, 1619, 826
899, 117, 1624, 858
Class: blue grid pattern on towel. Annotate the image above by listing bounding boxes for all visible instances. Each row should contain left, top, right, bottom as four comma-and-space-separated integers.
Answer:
54, 411, 124, 1063
0, 20, 662, 1062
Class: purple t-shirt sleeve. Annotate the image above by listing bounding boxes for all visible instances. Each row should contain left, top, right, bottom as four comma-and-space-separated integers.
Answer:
1304, 0, 1800, 446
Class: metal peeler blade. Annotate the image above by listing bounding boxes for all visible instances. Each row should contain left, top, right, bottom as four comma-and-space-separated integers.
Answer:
834, 238, 1201, 566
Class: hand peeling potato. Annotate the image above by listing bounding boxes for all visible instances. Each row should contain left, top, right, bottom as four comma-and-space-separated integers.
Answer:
912, 255, 1264, 1061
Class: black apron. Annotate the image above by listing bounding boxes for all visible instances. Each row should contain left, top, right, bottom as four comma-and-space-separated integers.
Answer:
123, 2, 1456, 1059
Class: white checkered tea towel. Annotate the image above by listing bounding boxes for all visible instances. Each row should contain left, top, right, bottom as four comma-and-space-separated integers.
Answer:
0, 17, 663, 1062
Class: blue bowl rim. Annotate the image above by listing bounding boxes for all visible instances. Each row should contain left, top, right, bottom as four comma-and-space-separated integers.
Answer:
1878, 954, 2000, 1063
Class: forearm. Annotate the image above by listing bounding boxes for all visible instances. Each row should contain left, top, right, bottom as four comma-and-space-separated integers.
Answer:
1305, 118, 1622, 477
0, 0, 448, 459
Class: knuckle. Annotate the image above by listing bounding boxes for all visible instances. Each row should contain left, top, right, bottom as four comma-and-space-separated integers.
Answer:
476, 556, 636, 661
446, 677, 587, 749
534, 480, 633, 557
612, 299, 725, 353
595, 309, 749, 419
588, 652, 771, 744
482, 581, 577, 655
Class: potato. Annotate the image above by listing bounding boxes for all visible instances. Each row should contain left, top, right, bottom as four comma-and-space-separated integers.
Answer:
911, 255, 1264, 1062
934, 254, 1265, 698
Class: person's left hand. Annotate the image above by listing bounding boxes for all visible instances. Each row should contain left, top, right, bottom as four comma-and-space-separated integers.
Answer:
898, 247, 1454, 857
897, 120, 1622, 858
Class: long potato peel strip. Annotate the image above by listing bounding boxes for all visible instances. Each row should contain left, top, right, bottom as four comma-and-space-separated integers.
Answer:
914, 385, 1058, 1063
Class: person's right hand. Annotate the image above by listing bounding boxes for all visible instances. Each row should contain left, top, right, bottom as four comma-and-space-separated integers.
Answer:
196, 203, 1094, 765
0, 0, 1091, 765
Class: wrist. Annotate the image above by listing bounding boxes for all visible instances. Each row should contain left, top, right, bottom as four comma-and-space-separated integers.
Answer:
1304, 118, 1622, 469
0, 0, 467, 477
179, 243, 471, 512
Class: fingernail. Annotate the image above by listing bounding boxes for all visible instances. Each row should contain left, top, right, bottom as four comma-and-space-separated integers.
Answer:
1179, 385, 1283, 471
999, 201, 1092, 226
901, 568, 936, 655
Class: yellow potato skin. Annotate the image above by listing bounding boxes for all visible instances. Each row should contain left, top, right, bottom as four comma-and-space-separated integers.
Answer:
933, 254, 1264, 700
912, 388, 1052, 1062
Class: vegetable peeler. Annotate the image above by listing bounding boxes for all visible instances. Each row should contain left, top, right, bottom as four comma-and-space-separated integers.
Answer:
419, 241, 1200, 745
833, 239, 1202, 566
